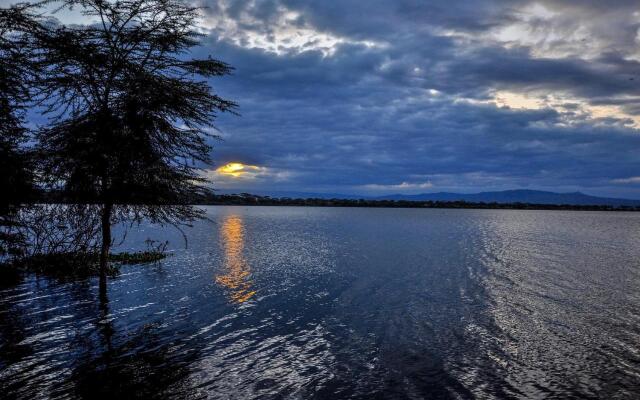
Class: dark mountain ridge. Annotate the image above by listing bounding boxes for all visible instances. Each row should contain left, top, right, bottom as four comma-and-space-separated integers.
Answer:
373, 189, 640, 206
221, 189, 640, 207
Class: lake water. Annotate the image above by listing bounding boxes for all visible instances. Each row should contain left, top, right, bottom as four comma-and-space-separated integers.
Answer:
1, 206, 640, 399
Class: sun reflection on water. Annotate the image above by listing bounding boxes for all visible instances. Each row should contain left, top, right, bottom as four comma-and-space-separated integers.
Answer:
215, 215, 256, 303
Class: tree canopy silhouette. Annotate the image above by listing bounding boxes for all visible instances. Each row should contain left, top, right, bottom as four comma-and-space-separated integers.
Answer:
0, 5, 38, 258
35, 0, 237, 280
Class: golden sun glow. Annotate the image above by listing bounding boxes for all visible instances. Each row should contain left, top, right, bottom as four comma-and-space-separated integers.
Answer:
215, 162, 261, 177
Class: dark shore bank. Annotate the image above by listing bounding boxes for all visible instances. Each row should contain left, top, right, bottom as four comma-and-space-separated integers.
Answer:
197, 193, 640, 211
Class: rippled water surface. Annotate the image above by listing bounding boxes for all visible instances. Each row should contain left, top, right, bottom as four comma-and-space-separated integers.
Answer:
2, 207, 640, 399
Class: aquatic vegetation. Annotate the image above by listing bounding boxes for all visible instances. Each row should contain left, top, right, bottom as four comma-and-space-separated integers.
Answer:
2, 250, 167, 279
109, 251, 167, 265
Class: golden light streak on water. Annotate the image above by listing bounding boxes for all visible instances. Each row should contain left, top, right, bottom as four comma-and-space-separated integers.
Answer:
215, 215, 256, 303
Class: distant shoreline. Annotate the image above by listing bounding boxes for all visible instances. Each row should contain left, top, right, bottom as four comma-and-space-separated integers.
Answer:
196, 194, 640, 212
33, 193, 640, 211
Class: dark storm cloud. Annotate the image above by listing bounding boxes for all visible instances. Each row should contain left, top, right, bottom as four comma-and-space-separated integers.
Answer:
192, 1, 640, 196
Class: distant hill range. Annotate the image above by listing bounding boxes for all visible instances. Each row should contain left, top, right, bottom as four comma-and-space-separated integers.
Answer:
223, 189, 640, 207
372, 190, 640, 206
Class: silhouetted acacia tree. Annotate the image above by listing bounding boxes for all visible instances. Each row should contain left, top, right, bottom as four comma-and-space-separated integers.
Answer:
36, 0, 236, 281
0, 5, 38, 258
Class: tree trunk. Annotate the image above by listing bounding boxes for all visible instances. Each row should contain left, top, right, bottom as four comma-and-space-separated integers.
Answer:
99, 202, 112, 292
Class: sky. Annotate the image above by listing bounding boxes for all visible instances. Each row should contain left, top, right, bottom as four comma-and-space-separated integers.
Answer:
9, 0, 640, 197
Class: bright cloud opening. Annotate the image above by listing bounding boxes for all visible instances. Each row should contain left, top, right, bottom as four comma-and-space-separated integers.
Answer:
487, 91, 640, 127
200, 5, 382, 57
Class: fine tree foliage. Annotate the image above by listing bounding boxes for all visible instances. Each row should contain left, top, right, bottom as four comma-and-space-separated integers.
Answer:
0, 5, 38, 258
35, 0, 237, 279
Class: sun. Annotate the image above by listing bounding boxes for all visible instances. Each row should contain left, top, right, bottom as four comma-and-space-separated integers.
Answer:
216, 162, 261, 177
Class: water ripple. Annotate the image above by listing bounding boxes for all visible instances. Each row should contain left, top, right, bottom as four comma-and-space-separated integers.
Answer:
1, 207, 639, 398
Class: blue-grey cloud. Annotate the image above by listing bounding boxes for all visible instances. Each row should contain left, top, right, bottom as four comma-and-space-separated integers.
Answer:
20, 0, 640, 197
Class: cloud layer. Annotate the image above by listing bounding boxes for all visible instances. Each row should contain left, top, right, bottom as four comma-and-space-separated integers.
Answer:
12, 0, 640, 196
